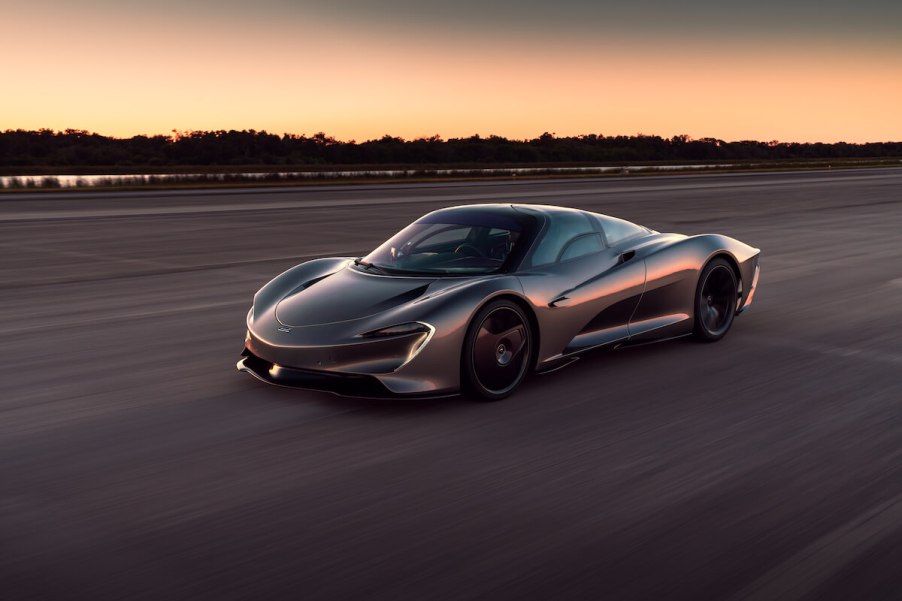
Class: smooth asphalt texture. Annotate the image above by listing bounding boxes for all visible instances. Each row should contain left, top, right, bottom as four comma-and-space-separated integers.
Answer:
2, 168, 902, 600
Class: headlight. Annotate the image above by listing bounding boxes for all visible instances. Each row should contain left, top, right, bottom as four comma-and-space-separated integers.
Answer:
357, 322, 436, 368
360, 322, 432, 338
247, 306, 254, 322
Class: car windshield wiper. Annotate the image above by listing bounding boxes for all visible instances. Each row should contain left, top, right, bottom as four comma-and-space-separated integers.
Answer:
353, 258, 392, 274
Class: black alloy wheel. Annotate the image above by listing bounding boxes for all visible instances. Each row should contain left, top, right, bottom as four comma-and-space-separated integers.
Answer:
463, 300, 532, 400
693, 258, 738, 341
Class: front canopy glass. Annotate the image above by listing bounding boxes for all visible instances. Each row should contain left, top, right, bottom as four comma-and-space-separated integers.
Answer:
359, 210, 531, 275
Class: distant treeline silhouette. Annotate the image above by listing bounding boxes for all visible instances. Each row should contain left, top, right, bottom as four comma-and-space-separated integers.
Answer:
2, 129, 900, 169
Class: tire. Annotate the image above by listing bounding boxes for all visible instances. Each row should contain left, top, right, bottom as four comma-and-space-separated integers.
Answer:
462, 299, 533, 400
693, 258, 738, 342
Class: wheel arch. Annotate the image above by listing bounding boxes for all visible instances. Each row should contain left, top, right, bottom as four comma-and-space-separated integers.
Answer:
693, 252, 741, 341
706, 251, 743, 297
468, 292, 541, 372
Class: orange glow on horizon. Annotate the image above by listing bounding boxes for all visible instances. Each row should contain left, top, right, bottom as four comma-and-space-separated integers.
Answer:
2, 4, 901, 143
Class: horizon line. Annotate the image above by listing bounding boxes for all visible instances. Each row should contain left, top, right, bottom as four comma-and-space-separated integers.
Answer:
4, 128, 901, 146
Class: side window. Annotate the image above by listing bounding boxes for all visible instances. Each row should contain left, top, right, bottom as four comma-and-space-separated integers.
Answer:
529, 213, 595, 266
594, 214, 646, 246
486, 228, 514, 260
559, 233, 604, 262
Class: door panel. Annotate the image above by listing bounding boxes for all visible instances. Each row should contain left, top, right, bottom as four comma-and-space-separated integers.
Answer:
559, 254, 646, 353
628, 248, 696, 340
520, 249, 646, 363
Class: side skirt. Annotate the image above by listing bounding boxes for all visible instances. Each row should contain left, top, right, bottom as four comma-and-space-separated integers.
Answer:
534, 331, 693, 375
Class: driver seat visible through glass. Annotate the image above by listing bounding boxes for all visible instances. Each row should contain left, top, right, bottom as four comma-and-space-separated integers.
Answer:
527, 212, 601, 267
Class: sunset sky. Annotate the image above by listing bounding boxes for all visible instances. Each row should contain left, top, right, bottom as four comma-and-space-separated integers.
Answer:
2, 0, 900, 142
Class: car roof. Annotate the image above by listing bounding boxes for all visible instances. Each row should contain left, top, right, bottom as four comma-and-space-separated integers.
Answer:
426, 203, 639, 230
511, 204, 588, 218
426, 204, 523, 219
428, 203, 587, 219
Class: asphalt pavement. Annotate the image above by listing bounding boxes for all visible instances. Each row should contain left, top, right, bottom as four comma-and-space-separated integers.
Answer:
2, 168, 902, 600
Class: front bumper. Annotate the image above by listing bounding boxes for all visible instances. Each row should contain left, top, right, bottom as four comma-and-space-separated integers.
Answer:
237, 349, 397, 397
237, 348, 456, 398
243, 278, 479, 395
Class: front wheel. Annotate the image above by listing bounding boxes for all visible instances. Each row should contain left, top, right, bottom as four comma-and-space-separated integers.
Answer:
462, 300, 533, 400
693, 258, 738, 342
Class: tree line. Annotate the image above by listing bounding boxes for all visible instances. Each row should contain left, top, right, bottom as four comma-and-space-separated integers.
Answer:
2, 129, 900, 169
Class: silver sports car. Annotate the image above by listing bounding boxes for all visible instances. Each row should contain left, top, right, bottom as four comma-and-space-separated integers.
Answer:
238, 204, 760, 399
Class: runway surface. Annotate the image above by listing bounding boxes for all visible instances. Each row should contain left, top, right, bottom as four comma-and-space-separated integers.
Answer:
2, 168, 902, 600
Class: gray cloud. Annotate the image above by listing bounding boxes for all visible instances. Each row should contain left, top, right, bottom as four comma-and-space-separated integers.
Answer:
254, 0, 900, 37
48, 0, 902, 42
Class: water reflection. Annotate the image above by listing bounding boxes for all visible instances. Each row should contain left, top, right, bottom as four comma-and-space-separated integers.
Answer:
0, 164, 738, 189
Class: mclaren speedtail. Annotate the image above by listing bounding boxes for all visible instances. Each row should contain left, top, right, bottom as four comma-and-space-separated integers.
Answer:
238, 204, 760, 399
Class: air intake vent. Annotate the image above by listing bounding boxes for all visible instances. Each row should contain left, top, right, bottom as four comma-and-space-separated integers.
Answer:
365, 285, 430, 314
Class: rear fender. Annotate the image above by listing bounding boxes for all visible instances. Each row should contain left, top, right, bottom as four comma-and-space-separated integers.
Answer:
632, 235, 759, 339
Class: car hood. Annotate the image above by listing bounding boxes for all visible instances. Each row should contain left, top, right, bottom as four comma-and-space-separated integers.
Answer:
275, 266, 437, 327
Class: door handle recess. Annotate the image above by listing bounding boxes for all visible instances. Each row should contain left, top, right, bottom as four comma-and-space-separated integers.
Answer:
618, 250, 636, 264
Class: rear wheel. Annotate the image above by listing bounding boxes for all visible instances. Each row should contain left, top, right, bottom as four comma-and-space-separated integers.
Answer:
693, 258, 738, 342
462, 300, 532, 400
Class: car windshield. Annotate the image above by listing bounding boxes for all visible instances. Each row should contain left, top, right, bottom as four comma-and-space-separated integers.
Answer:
360, 213, 526, 275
